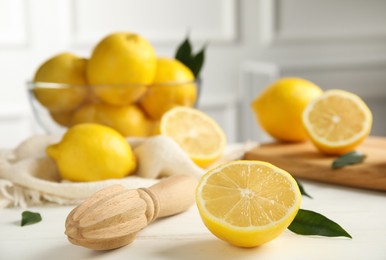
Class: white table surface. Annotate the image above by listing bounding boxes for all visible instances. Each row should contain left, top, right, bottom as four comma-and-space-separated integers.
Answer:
1, 180, 386, 260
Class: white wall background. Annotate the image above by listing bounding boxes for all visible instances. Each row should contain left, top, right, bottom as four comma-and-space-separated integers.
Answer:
1, 0, 386, 148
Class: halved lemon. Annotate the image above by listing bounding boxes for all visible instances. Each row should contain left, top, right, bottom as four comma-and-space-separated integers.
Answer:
160, 106, 226, 168
196, 160, 301, 247
302, 89, 372, 155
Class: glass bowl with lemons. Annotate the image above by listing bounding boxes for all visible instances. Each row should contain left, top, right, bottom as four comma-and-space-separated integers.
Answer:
27, 32, 201, 137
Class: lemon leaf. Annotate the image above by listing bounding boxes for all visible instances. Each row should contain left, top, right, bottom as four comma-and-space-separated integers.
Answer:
21, 211, 42, 226
288, 209, 352, 238
175, 36, 192, 65
190, 45, 206, 79
332, 151, 366, 169
295, 179, 312, 199
175, 35, 207, 79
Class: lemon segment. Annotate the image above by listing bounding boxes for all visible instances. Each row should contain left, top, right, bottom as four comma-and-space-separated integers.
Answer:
302, 89, 372, 155
160, 107, 226, 168
196, 160, 301, 247
46, 123, 137, 182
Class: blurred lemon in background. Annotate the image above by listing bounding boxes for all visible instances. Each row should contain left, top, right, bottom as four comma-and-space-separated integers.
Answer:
71, 103, 148, 137
92, 84, 147, 106
147, 120, 160, 136
87, 32, 157, 106
31, 32, 201, 138
139, 57, 197, 120
71, 103, 99, 125
50, 110, 73, 127
33, 52, 88, 112
94, 104, 149, 137
46, 123, 137, 182
251, 77, 323, 142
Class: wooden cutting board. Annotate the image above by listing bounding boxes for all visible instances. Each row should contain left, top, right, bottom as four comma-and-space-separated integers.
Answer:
243, 136, 386, 191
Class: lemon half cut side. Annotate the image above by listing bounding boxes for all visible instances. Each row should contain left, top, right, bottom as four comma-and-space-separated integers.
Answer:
302, 89, 372, 155
196, 160, 302, 247
160, 107, 226, 168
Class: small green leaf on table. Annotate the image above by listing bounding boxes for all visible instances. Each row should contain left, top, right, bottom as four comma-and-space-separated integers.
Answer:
288, 209, 352, 238
21, 211, 42, 226
295, 179, 312, 199
332, 151, 366, 169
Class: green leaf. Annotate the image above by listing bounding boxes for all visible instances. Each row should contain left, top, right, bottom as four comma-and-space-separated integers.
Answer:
175, 36, 192, 65
288, 209, 352, 238
189, 45, 206, 78
175, 35, 207, 80
295, 179, 312, 199
332, 151, 366, 169
21, 211, 42, 226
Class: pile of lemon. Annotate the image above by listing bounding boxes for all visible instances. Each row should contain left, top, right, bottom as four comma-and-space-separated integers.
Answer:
33, 32, 197, 137
251, 77, 372, 155
41, 32, 228, 182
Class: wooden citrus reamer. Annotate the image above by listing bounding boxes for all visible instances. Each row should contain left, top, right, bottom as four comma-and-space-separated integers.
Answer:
65, 175, 197, 250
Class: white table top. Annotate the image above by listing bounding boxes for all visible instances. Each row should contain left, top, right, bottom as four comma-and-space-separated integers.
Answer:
1, 180, 386, 260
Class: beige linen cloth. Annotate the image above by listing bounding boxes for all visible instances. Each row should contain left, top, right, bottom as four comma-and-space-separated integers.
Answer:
0, 134, 256, 208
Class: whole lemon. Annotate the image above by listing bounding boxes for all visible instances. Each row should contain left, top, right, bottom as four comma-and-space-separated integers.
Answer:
251, 77, 323, 142
139, 57, 197, 120
50, 110, 73, 127
70, 103, 99, 125
46, 123, 137, 182
92, 84, 147, 107
71, 103, 149, 137
94, 104, 149, 137
87, 32, 157, 106
147, 120, 160, 136
33, 52, 88, 112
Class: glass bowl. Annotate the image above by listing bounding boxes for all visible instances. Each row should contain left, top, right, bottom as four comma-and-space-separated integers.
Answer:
27, 81, 198, 137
